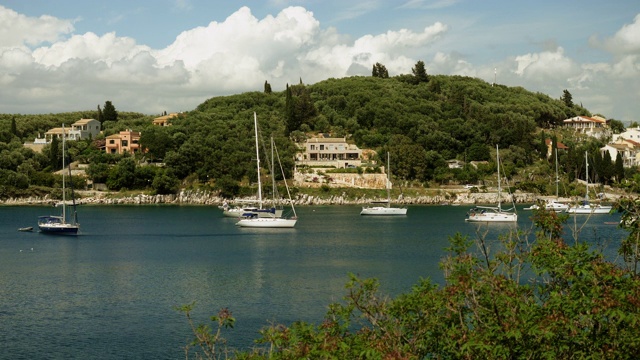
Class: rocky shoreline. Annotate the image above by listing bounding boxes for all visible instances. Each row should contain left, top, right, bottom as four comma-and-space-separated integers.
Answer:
1, 189, 621, 207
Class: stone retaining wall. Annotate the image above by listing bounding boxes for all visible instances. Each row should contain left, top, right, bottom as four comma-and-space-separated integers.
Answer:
2, 189, 620, 207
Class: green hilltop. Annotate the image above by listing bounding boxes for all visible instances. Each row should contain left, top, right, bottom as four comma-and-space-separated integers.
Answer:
0, 74, 632, 199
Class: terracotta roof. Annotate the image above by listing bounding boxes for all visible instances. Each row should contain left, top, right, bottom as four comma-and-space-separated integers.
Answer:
154, 113, 179, 121
563, 115, 606, 124
73, 118, 96, 125
545, 138, 569, 149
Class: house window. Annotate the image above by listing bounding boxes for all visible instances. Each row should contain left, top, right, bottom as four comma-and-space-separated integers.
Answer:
310, 145, 315, 150
109, 139, 115, 144
320, 145, 325, 150
122, 140, 128, 147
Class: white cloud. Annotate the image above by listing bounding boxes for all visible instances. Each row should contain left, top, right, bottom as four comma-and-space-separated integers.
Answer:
0, 4, 639, 123
0, 5, 74, 47
32, 32, 151, 67
513, 47, 577, 81
591, 13, 640, 56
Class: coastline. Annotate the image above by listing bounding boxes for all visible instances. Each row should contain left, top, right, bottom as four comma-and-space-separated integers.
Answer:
0, 189, 623, 207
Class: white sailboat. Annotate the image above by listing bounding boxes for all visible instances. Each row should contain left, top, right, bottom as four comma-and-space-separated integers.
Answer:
566, 151, 612, 215
361, 152, 407, 215
525, 148, 568, 212
466, 145, 517, 222
221, 200, 283, 218
221, 131, 283, 219
38, 124, 80, 234
236, 113, 297, 228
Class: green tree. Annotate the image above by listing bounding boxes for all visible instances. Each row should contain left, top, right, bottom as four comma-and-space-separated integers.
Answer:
609, 118, 625, 133
284, 84, 297, 134
615, 152, 625, 183
214, 175, 240, 199
97, 104, 104, 124
264, 80, 272, 94
10, 117, 17, 137
561, 89, 573, 107
140, 126, 174, 161
86, 162, 110, 183
102, 100, 118, 122
106, 157, 136, 190
49, 136, 60, 170
152, 168, 180, 194
412, 60, 429, 84
372, 62, 389, 78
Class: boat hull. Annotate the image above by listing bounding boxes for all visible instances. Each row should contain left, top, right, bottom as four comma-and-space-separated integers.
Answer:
222, 207, 284, 218
360, 206, 407, 215
235, 218, 297, 228
466, 211, 517, 222
38, 224, 79, 234
525, 201, 569, 212
566, 205, 612, 214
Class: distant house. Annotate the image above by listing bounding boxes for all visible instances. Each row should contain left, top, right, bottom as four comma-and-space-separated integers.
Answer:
612, 126, 640, 142
296, 137, 362, 168
105, 129, 142, 155
601, 138, 640, 167
447, 160, 464, 169
71, 118, 101, 139
153, 113, 178, 126
33, 118, 101, 144
563, 115, 609, 139
545, 138, 569, 158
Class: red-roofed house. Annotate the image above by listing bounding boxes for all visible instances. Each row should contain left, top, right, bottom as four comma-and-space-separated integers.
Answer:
600, 137, 640, 167
545, 138, 569, 158
563, 115, 609, 139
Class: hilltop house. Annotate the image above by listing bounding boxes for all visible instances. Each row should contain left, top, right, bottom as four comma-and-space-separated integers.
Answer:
296, 137, 362, 168
24, 118, 102, 153
152, 113, 178, 126
105, 129, 142, 155
33, 118, 101, 144
563, 115, 609, 139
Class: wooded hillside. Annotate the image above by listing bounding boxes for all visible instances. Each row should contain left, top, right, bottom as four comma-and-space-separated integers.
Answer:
1, 73, 632, 199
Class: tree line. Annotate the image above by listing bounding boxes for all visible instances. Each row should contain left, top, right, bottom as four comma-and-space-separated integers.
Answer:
0, 63, 634, 199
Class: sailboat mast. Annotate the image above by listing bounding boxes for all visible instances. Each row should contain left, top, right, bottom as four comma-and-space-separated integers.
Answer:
555, 148, 559, 198
496, 145, 501, 211
62, 124, 66, 223
386, 152, 391, 208
585, 151, 589, 201
253, 113, 262, 209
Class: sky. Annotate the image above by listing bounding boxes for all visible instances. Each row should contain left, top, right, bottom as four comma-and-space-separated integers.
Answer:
1, 1, 639, 123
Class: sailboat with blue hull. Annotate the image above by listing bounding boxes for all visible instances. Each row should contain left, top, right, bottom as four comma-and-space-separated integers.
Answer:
38, 124, 79, 235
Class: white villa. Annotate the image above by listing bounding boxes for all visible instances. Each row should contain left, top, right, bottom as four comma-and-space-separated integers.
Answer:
296, 137, 362, 168
34, 118, 101, 144
601, 137, 640, 167
563, 115, 609, 139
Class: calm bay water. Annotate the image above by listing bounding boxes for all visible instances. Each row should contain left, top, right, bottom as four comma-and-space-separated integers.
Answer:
0, 204, 627, 359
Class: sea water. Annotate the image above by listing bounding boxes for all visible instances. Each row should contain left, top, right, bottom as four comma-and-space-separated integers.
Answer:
0, 204, 627, 358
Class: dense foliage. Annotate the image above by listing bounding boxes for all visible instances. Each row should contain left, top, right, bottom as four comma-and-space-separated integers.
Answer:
0, 71, 629, 199
178, 204, 640, 359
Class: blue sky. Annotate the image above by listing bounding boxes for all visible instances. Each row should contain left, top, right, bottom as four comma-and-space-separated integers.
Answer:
1, 0, 639, 123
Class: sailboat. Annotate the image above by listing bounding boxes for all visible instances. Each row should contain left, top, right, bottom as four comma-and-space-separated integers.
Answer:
566, 151, 612, 215
525, 148, 568, 212
361, 152, 407, 215
221, 133, 283, 219
38, 124, 80, 234
466, 145, 517, 222
221, 200, 283, 218
236, 113, 297, 228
